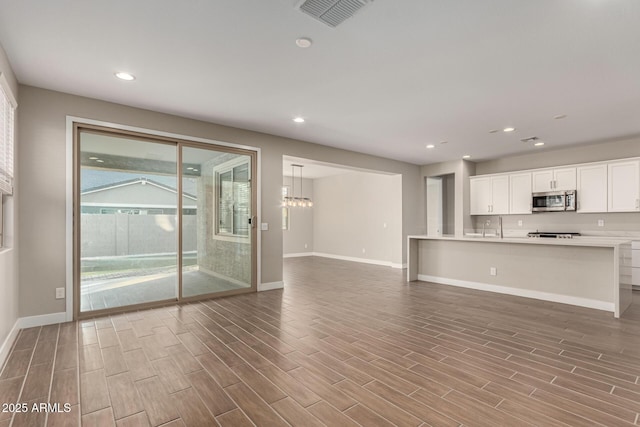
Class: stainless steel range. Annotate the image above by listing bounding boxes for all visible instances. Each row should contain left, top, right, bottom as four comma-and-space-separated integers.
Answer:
527, 231, 581, 239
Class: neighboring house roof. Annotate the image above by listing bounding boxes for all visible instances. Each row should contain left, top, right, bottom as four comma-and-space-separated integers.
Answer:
81, 169, 198, 197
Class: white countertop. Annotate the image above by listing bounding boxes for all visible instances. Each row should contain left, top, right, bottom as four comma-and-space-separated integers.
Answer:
408, 234, 632, 248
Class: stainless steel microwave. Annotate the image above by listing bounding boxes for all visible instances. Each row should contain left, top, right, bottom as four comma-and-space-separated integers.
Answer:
532, 190, 576, 212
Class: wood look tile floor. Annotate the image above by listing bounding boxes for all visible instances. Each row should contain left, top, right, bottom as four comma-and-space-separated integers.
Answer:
3, 256, 640, 426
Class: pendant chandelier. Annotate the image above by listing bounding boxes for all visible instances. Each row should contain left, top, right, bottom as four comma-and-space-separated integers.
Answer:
284, 164, 313, 208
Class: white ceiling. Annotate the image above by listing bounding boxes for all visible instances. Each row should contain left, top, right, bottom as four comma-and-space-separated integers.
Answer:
1, 1, 639, 165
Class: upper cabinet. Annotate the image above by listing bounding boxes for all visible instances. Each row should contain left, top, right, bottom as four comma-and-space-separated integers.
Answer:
509, 172, 532, 214
470, 157, 640, 215
532, 167, 576, 192
608, 160, 640, 212
470, 175, 508, 215
577, 164, 608, 213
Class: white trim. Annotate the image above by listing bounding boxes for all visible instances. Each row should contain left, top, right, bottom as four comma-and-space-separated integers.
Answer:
65, 119, 74, 321
66, 116, 262, 321
1, 312, 69, 370
283, 252, 403, 268
258, 281, 284, 291
0, 320, 19, 372
417, 274, 615, 313
312, 252, 394, 267
283, 252, 314, 258
391, 263, 407, 269
17, 312, 68, 329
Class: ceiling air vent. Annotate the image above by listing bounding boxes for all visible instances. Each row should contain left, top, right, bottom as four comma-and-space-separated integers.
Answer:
297, 0, 374, 28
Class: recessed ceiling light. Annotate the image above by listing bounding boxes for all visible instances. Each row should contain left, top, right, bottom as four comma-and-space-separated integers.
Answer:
295, 37, 313, 48
96, 159, 104, 163
553, 114, 567, 120
426, 144, 435, 149
534, 142, 545, 147
503, 127, 516, 132
463, 155, 471, 159
489, 129, 499, 134
115, 72, 135, 81
293, 117, 305, 123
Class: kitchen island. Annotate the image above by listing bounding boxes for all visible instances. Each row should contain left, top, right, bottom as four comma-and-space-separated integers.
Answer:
407, 235, 633, 318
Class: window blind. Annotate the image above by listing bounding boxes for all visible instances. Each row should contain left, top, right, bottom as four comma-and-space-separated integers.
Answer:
0, 79, 15, 195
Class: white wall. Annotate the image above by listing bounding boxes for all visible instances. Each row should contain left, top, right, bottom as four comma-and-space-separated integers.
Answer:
282, 176, 314, 255
0, 42, 19, 365
312, 171, 403, 267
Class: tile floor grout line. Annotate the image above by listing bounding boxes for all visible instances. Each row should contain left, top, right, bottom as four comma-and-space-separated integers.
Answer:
43, 324, 61, 427
9, 327, 41, 427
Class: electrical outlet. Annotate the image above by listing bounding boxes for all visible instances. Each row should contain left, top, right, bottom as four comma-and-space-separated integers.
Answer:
597, 219, 605, 227
304, 243, 308, 249
383, 222, 387, 229
490, 267, 497, 276
517, 220, 523, 227
362, 248, 366, 254
55, 287, 65, 299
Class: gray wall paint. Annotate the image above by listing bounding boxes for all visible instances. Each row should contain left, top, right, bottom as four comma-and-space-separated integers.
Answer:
17, 85, 423, 317
476, 136, 640, 175
0, 42, 18, 355
474, 137, 640, 235
282, 176, 314, 255
418, 240, 614, 303
312, 172, 403, 266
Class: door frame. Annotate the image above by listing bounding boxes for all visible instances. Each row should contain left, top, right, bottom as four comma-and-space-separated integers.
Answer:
66, 117, 261, 321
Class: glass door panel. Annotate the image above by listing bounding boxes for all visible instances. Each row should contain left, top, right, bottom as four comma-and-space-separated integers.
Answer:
182, 147, 252, 298
79, 131, 178, 312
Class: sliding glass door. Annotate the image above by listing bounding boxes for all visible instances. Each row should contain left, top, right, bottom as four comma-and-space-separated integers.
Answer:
75, 125, 256, 318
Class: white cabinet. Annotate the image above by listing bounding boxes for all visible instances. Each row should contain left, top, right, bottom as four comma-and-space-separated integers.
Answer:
470, 175, 508, 215
509, 172, 532, 214
532, 167, 576, 192
608, 160, 640, 212
577, 163, 607, 213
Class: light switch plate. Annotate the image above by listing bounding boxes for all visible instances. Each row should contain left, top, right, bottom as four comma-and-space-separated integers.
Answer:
261, 223, 269, 231
598, 219, 605, 227
55, 287, 65, 299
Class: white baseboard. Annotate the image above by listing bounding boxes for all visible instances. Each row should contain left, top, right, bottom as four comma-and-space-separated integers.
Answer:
311, 252, 393, 268
1, 311, 67, 371
258, 281, 284, 291
417, 275, 615, 313
284, 252, 406, 269
283, 252, 314, 258
391, 263, 407, 269
18, 312, 68, 329
0, 320, 20, 372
